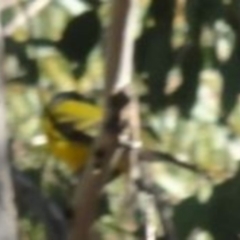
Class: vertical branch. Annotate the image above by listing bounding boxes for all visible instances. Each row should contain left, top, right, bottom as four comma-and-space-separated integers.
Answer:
105, 0, 137, 93
0, 10, 18, 240
69, 0, 138, 240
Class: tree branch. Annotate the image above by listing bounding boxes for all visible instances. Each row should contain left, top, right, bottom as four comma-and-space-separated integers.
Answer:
68, 1, 138, 239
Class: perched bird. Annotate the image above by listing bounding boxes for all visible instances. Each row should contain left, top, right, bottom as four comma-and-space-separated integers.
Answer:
42, 92, 201, 174
42, 92, 103, 172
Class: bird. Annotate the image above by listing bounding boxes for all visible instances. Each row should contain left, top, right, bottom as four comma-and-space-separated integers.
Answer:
42, 91, 202, 175
42, 91, 103, 172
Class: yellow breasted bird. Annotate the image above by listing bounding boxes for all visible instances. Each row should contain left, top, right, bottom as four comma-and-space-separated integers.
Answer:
42, 92, 104, 172
42, 91, 162, 173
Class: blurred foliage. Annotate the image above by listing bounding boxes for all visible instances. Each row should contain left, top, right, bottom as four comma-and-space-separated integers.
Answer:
19, 218, 46, 240
2, 0, 240, 239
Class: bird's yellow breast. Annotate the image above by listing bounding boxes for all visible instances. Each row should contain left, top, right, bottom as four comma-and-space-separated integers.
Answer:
48, 139, 90, 172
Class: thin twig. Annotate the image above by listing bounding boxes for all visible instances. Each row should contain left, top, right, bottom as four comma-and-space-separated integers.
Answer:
141, 150, 210, 178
